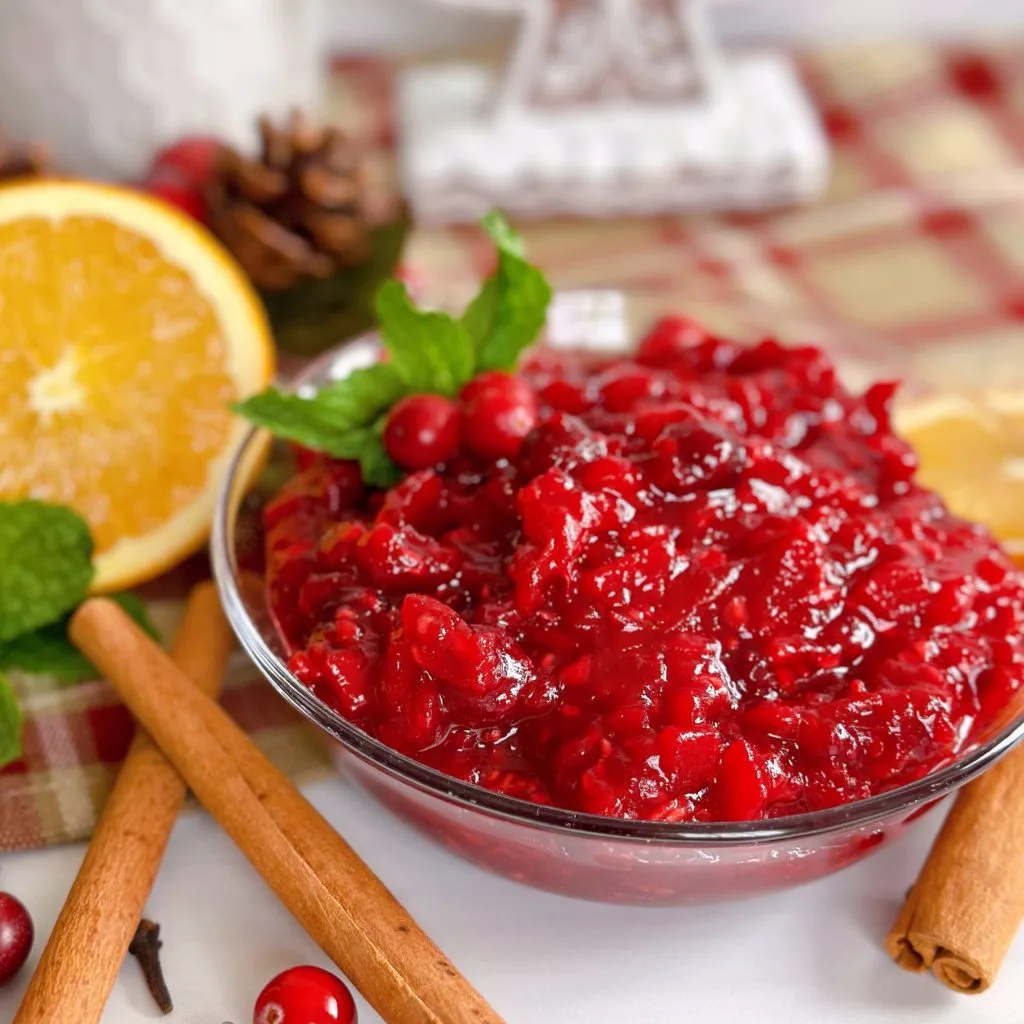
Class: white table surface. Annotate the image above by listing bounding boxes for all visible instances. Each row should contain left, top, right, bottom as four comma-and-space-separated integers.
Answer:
0, 773, 1020, 1024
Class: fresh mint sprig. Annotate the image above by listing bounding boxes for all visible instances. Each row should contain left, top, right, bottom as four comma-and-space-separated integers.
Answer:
0, 500, 160, 768
234, 211, 552, 487
0, 501, 95, 644
0, 591, 159, 684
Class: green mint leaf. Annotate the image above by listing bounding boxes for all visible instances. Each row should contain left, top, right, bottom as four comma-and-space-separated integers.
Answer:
375, 279, 475, 395
235, 389, 365, 455
0, 591, 161, 684
461, 276, 500, 359
480, 209, 526, 257
0, 621, 94, 682
234, 363, 407, 459
315, 364, 407, 427
0, 675, 21, 769
0, 501, 94, 643
107, 592, 161, 643
462, 211, 552, 373
234, 385, 403, 482
359, 421, 403, 489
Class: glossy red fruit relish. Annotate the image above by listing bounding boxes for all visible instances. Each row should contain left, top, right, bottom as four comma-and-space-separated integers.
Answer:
264, 321, 1024, 822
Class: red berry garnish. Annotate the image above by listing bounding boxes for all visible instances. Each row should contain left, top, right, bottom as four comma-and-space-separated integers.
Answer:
152, 136, 223, 187
143, 180, 208, 223
383, 394, 461, 470
0, 893, 33, 986
460, 371, 538, 461
254, 965, 357, 1024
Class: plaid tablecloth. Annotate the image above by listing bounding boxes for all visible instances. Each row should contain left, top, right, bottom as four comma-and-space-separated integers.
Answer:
7, 41, 1024, 850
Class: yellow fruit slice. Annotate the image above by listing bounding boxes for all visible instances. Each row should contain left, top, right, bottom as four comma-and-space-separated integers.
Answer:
894, 390, 1024, 558
0, 180, 275, 591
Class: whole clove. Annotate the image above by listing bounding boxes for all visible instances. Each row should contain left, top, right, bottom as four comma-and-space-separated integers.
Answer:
128, 918, 173, 1014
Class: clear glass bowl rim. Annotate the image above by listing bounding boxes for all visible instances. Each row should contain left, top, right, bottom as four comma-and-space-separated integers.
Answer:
212, 321, 1024, 846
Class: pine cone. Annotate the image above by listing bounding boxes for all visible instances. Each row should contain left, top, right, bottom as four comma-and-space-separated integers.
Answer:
206, 112, 370, 292
0, 133, 51, 181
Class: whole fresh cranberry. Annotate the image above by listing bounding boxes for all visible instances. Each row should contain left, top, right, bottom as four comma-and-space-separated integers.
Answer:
460, 372, 538, 461
383, 394, 461, 470
0, 892, 33, 985
151, 136, 223, 186
254, 965, 357, 1024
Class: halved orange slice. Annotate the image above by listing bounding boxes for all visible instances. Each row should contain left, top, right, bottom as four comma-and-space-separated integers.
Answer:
0, 180, 275, 591
895, 390, 1024, 560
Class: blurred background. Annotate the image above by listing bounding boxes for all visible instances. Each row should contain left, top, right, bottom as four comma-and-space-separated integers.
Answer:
337, 0, 1024, 50
5, 0, 1024, 395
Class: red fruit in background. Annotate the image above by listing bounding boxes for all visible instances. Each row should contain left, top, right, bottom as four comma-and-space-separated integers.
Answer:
384, 394, 461, 471
144, 180, 208, 223
460, 372, 538, 461
138, 135, 225, 225
254, 965, 357, 1024
0, 892, 33, 986
152, 135, 223, 187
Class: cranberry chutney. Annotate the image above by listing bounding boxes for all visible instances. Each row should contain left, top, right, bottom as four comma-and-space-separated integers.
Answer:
265, 319, 1024, 823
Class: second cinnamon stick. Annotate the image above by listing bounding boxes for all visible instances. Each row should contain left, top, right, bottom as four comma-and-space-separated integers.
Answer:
15, 582, 235, 1024
886, 741, 1024, 993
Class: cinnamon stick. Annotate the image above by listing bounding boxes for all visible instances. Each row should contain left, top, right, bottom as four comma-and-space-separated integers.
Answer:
68, 597, 504, 1024
14, 582, 235, 1024
886, 742, 1024, 993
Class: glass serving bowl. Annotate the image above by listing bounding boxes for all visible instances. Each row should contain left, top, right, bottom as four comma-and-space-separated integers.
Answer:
212, 291, 1024, 906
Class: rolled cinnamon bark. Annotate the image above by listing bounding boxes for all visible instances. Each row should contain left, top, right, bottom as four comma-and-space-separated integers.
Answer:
886, 741, 1024, 993
14, 582, 235, 1024
68, 597, 504, 1024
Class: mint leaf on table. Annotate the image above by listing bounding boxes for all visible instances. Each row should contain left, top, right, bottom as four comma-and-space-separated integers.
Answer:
462, 211, 553, 373
0, 591, 161, 684
0, 502, 94, 644
0, 621, 95, 683
375, 280, 475, 395
0, 674, 22, 769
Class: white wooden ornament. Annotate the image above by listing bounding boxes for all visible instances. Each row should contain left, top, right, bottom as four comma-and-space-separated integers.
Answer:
397, 0, 829, 224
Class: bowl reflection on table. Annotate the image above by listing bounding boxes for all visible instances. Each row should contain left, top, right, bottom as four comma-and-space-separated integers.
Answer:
211, 298, 1024, 906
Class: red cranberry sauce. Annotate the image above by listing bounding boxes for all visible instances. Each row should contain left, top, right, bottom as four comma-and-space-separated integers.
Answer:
265, 331, 1024, 822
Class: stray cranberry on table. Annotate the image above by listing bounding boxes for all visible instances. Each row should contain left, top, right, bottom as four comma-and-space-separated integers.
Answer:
254, 965, 357, 1024
0, 892, 33, 986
